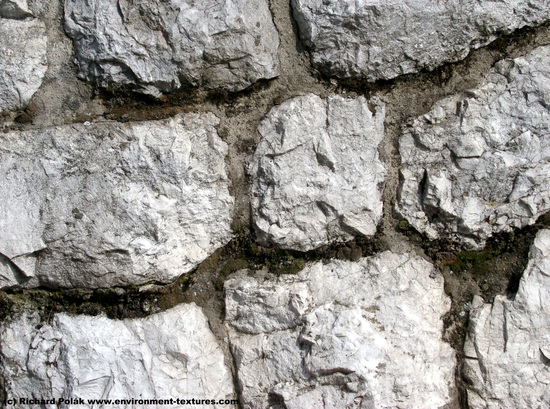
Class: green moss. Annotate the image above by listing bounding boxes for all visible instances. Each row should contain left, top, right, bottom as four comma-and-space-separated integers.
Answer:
221, 258, 249, 276
448, 250, 493, 277
272, 257, 305, 275
398, 220, 409, 231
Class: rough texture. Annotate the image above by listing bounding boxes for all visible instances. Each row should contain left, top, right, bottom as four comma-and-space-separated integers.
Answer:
250, 94, 386, 251
64, 0, 280, 96
0, 303, 235, 407
0, 0, 31, 18
464, 229, 550, 409
225, 252, 456, 408
396, 45, 550, 249
0, 114, 233, 289
0, 17, 47, 113
291, 0, 550, 82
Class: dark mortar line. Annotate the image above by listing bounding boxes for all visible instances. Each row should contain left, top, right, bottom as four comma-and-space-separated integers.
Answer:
2, 18, 549, 131
0, 224, 388, 320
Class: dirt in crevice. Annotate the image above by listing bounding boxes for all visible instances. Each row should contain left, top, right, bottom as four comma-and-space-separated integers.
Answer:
0, 224, 387, 320
423, 212, 550, 409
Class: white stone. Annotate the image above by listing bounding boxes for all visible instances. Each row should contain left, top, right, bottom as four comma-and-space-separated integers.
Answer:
464, 229, 550, 409
0, 18, 47, 113
64, 0, 280, 96
396, 45, 550, 249
225, 252, 456, 408
250, 94, 386, 251
0, 114, 233, 289
291, 0, 550, 81
0, 304, 235, 408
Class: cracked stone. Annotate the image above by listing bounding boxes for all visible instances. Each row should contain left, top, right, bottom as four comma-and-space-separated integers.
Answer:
291, 0, 550, 82
225, 251, 456, 408
0, 114, 233, 289
250, 94, 387, 251
0, 17, 47, 113
64, 0, 280, 96
0, 303, 235, 406
396, 45, 550, 249
464, 229, 550, 408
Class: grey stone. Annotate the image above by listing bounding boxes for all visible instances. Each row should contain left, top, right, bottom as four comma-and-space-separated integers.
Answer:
396, 45, 550, 249
0, 17, 47, 113
464, 229, 550, 409
0, 303, 235, 407
250, 94, 386, 251
64, 0, 280, 97
0, 114, 233, 289
291, 0, 550, 81
225, 252, 456, 408
0, 0, 31, 18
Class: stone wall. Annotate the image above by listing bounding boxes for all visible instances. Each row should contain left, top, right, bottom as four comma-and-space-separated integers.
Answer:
1, 0, 550, 408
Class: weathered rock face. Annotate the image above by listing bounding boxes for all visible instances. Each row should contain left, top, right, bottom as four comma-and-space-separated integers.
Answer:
0, 16, 47, 113
0, 0, 31, 18
291, 0, 550, 82
225, 252, 456, 408
464, 229, 550, 409
0, 114, 234, 289
396, 45, 550, 249
64, 0, 280, 97
0, 303, 235, 407
250, 94, 386, 251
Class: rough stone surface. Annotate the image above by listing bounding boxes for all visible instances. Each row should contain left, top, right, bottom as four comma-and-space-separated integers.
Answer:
0, 17, 47, 113
396, 45, 550, 249
64, 0, 280, 96
0, 0, 31, 18
291, 0, 550, 82
464, 229, 550, 409
0, 303, 235, 407
225, 252, 456, 408
0, 114, 233, 289
250, 94, 386, 251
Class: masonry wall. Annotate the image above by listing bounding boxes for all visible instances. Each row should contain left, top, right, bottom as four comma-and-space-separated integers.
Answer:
1, 1, 550, 408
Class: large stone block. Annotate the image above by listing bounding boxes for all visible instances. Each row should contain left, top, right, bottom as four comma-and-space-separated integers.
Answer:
225, 252, 456, 408
0, 114, 234, 289
292, 0, 550, 81
0, 304, 235, 407
64, 0, 280, 96
250, 94, 386, 251
397, 45, 550, 248
0, 17, 47, 113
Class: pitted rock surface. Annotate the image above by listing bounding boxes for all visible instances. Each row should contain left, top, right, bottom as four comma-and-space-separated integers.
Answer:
0, 17, 47, 113
64, 0, 280, 96
250, 94, 386, 251
225, 252, 456, 408
396, 45, 550, 249
291, 0, 550, 82
0, 304, 235, 407
0, 114, 233, 289
464, 229, 550, 409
